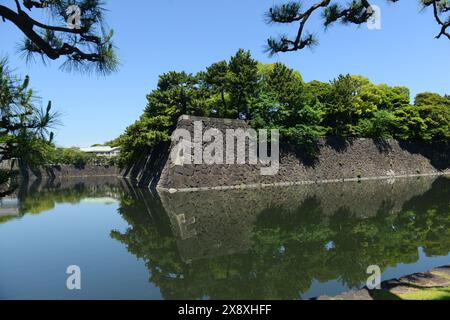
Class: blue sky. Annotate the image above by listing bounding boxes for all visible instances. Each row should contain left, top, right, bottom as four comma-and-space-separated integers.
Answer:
0, 0, 449, 147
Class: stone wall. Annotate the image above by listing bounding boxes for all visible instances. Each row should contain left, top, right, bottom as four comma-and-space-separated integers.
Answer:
20, 164, 120, 180
126, 115, 450, 191
122, 142, 169, 189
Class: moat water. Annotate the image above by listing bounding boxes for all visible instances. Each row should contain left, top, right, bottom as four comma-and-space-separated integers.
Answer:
1, 176, 449, 299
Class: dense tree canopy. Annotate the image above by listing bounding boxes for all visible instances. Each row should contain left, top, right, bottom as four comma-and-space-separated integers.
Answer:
266, 0, 450, 54
0, 0, 117, 74
117, 49, 450, 166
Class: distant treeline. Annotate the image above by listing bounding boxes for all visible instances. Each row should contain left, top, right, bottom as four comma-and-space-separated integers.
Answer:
46, 147, 118, 167
115, 49, 450, 165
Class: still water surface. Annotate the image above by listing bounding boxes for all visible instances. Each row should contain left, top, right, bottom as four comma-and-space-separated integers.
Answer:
0, 176, 449, 299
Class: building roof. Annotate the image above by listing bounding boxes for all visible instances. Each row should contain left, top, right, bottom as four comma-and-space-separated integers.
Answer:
80, 146, 120, 153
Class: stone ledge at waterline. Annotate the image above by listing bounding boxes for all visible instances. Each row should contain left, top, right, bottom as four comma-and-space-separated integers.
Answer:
123, 115, 450, 191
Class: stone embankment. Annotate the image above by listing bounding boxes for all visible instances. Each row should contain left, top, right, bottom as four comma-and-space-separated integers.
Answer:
123, 115, 450, 191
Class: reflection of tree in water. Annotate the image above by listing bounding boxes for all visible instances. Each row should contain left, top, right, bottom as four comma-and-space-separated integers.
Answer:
112, 177, 450, 300
110, 188, 186, 296
3, 177, 125, 219
401, 178, 450, 257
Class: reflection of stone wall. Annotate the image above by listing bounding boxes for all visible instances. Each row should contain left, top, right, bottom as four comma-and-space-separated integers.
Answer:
0, 159, 18, 170
159, 177, 436, 263
140, 116, 450, 191
0, 196, 19, 217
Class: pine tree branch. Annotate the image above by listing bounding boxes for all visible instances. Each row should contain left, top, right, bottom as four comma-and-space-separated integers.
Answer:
266, 0, 448, 54
0, 1, 117, 74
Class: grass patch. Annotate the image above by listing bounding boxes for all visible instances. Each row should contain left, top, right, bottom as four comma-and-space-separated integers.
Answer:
431, 271, 450, 281
397, 286, 450, 300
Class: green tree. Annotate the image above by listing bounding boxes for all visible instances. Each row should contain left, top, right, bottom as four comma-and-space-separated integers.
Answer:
324, 74, 360, 136
393, 106, 428, 141
321, 75, 412, 139
253, 63, 325, 154
415, 92, 450, 107
119, 71, 211, 166
227, 49, 259, 119
201, 60, 230, 117
145, 71, 208, 119
0, 59, 59, 196
350, 77, 409, 112
304, 80, 332, 105
259, 62, 304, 115
382, 85, 410, 110
50, 147, 94, 167
357, 110, 397, 140
390, 92, 450, 143
415, 104, 450, 143
280, 105, 326, 155
118, 115, 174, 166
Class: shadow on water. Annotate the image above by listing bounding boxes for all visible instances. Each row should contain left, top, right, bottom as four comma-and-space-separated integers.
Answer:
3, 175, 450, 300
